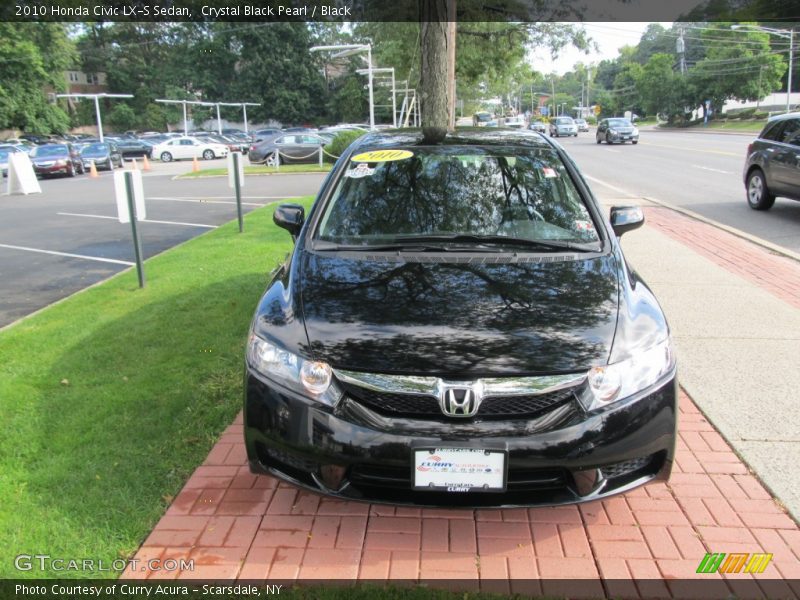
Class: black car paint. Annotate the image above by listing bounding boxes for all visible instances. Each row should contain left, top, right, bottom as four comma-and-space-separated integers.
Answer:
244, 129, 676, 507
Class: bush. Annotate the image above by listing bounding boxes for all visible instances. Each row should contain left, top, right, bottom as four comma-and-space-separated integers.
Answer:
323, 130, 366, 163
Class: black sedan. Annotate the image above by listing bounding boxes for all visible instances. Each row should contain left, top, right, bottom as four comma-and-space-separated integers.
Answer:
244, 129, 677, 507
596, 118, 639, 144
30, 143, 85, 177
80, 142, 124, 171
248, 133, 327, 166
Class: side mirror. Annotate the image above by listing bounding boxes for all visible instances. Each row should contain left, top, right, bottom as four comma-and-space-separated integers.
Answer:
273, 203, 305, 239
609, 206, 644, 237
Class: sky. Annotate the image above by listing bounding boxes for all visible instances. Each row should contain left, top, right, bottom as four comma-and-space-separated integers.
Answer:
530, 22, 674, 75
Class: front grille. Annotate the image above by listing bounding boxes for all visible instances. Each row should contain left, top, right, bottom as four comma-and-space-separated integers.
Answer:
349, 463, 570, 492
340, 384, 442, 417
478, 389, 575, 417
341, 382, 577, 420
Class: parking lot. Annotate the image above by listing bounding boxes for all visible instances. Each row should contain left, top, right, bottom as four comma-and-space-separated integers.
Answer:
0, 161, 327, 328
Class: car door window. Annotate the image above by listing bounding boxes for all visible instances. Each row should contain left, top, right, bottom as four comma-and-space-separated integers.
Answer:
778, 119, 800, 144
301, 136, 322, 145
761, 121, 785, 141
180, 139, 195, 146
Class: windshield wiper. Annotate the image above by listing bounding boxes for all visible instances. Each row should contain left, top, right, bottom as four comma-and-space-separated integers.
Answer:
312, 240, 475, 252
389, 234, 598, 252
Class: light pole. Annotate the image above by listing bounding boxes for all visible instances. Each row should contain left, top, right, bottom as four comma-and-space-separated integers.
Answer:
311, 44, 375, 129
357, 67, 396, 127
732, 24, 794, 113
155, 99, 214, 135
56, 93, 133, 141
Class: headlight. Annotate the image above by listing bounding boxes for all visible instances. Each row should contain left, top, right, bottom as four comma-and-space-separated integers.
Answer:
246, 334, 342, 407
609, 129, 618, 135
632, 128, 639, 135
581, 338, 675, 411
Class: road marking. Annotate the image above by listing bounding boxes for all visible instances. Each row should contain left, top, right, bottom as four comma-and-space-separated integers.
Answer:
147, 196, 272, 207
582, 174, 638, 198
693, 165, 732, 175
58, 212, 217, 229
640, 141, 739, 157
0, 243, 134, 266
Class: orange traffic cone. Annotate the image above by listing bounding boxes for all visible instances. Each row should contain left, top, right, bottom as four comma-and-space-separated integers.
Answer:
142, 155, 151, 171
131, 158, 138, 170
88, 161, 99, 179
192, 156, 200, 173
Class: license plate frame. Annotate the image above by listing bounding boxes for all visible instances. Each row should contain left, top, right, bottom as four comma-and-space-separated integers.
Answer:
412, 447, 508, 493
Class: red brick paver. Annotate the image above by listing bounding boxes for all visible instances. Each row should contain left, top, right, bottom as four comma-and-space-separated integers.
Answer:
125, 389, 800, 597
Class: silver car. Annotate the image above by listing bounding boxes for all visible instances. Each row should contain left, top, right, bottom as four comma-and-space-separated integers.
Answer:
549, 117, 578, 137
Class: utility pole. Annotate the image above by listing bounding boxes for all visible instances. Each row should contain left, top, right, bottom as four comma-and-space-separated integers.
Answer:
677, 25, 687, 75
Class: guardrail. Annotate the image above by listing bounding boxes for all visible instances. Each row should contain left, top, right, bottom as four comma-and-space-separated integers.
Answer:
250, 146, 341, 169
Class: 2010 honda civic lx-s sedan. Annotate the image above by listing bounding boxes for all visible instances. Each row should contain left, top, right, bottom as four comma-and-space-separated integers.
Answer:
244, 129, 677, 507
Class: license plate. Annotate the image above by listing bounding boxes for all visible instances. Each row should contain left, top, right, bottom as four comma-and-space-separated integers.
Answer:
413, 448, 507, 492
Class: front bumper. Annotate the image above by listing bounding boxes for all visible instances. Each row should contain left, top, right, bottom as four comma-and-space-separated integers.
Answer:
244, 368, 677, 507
608, 132, 639, 142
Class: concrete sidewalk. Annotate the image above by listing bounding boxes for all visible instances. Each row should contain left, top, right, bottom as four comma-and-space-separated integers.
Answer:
125, 200, 800, 595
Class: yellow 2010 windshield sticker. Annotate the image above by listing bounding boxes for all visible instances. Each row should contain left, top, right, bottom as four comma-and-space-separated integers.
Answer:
351, 149, 414, 163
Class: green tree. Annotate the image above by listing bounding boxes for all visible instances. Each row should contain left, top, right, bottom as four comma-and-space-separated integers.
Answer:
0, 23, 74, 132
636, 53, 689, 122
106, 103, 138, 132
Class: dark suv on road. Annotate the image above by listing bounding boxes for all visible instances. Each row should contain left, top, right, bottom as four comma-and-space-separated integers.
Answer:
244, 129, 677, 507
743, 112, 800, 210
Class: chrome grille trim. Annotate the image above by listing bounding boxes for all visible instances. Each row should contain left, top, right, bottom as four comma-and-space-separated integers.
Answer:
334, 369, 586, 397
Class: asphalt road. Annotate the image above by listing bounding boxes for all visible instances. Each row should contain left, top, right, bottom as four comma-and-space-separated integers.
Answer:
554, 129, 800, 254
0, 161, 328, 328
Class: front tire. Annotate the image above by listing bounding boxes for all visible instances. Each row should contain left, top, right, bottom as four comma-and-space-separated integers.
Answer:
746, 168, 776, 210
67, 163, 76, 177
160, 152, 173, 163
632, 140, 639, 145
606, 133, 613, 145
596, 136, 602, 144
202, 149, 215, 160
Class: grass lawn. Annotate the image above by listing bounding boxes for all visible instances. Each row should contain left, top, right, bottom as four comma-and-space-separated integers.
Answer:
179, 164, 332, 179
0, 197, 313, 578
657, 119, 767, 132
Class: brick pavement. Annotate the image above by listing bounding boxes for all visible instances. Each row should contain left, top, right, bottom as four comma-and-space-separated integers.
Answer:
124, 389, 800, 598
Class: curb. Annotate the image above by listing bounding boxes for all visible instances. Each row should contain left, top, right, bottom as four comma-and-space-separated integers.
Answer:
642, 195, 800, 263
643, 127, 758, 137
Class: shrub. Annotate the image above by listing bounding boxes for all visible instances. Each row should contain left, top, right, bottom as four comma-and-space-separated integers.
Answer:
323, 130, 367, 163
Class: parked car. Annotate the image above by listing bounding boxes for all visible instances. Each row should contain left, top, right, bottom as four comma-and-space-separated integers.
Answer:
248, 133, 327, 165
504, 116, 526, 129
80, 142, 124, 171
30, 143, 85, 177
743, 112, 800, 210
244, 129, 677, 507
575, 118, 590, 132
114, 138, 154, 158
0, 146, 24, 177
550, 116, 578, 137
528, 120, 547, 134
473, 112, 494, 127
596, 118, 639, 145
152, 136, 229, 162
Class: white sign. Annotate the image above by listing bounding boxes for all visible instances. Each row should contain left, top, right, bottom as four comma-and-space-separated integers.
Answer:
6, 152, 41, 195
114, 169, 146, 223
227, 151, 245, 189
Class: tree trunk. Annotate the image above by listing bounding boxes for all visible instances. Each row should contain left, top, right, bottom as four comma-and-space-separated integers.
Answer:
419, 0, 454, 142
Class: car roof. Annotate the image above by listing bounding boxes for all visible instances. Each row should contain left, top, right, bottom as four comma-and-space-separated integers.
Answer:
766, 111, 800, 123
346, 128, 555, 153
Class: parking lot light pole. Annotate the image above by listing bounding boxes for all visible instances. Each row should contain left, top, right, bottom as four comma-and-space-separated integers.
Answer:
732, 24, 794, 113
311, 44, 375, 129
56, 93, 134, 142
155, 99, 211, 135
215, 102, 262, 135
358, 67, 396, 127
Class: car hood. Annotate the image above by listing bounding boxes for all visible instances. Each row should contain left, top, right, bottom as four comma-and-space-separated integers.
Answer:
31, 155, 68, 163
298, 252, 620, 376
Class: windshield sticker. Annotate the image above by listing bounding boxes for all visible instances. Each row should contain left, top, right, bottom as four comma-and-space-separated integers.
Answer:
344, 163, 376, 178
542, 167, 558, 178
351, 149, 413, 163
574, 220, 595, 232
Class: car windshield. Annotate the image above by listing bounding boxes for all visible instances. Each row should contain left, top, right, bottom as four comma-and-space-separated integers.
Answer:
81, 143, 108, 155
556, 118, 573, 124
31, 145, 68, 157
315, 146, 600, 248
475, 113, 492, 122
608, 119, 633, 127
